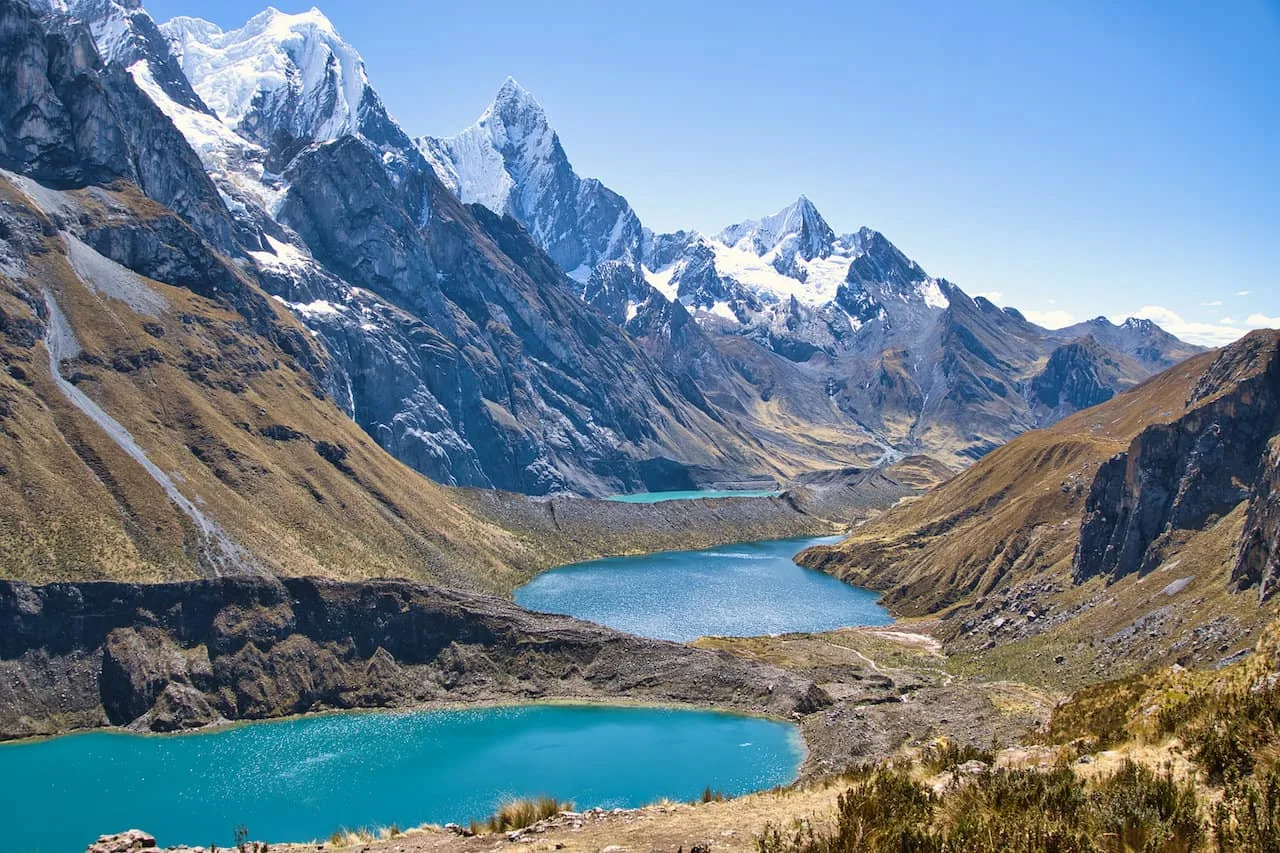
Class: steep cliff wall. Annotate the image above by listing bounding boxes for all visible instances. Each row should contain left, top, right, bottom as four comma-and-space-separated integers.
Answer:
0, 576, 828, 740
1074, 331, 1280, 583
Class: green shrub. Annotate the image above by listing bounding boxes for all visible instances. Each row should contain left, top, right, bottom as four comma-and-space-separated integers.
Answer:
1210, 765, 1280, 853
1090, 760, 1201, 852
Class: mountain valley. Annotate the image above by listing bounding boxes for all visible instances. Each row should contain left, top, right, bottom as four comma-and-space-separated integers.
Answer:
0, 0, 1277, 850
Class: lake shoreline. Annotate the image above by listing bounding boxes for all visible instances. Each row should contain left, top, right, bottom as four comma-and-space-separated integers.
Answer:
5, 703, 806, 851
0, 574, 831, 742
515, 535, 889, 642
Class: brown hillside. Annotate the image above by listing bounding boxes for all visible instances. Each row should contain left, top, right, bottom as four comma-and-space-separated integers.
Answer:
800, 331, 1280, 680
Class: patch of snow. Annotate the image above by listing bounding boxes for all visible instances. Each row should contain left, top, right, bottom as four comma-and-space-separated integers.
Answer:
916, 279, 949, 310
709, 242, 811, 303
249, 235, 314, 273
422, 123, 515, 214
642, 265, 678, 302
127, 60, 285, 214
283, 298, 345, 317
625, 301, 639, 323
707, 301, 739, 323
423, 77, 557, 218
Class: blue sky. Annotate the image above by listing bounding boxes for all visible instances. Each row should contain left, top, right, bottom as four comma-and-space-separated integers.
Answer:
145, 0, 1280, 345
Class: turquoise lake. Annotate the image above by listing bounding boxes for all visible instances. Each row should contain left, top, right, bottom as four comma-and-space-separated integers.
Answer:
0, 705, 802, 852
515, 536, 891, 642
606, 489, 781, 503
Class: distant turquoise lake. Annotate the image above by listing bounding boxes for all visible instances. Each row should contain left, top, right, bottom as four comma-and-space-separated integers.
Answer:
0, 705, 802, 852
607, 488, 781, 503
515, 536, 891, 642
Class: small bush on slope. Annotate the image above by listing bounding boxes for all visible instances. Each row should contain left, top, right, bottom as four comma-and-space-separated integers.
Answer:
757, 760, 1198, 853
471, 796, 571, 834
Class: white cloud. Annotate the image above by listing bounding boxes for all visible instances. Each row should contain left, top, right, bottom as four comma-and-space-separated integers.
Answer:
1246, 313, 1280, 328
1128, 305, 1245, 347
1236, 290, 1251, 297
1200, 300, 1223, 308
1022, 308, 1078, 329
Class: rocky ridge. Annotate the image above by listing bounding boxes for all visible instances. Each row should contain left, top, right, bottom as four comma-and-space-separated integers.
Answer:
424, 78, 1203, 468
7, 0, 785, 496
0, 575, 829, 740
1074, 330, 1280, 585
19, 0, 1207, 485
798, 331, 1280, 681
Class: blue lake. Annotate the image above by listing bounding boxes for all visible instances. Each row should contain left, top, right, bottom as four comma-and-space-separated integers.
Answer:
606, 489, 781, 503
0, 705, 802, 852
515, 536, 891, 642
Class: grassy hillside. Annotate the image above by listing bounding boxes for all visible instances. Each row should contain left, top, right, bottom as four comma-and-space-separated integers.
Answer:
800, 332, 1280, 679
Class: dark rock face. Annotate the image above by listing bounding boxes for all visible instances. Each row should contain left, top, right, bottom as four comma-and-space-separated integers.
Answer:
274, 136, 753, 494
1074, 331, 1280, 583
0, 0, 232, 248
1031, 337, 1120, 412
1233, 438, 1280, 602
0, 577, 828, 739
46, 0, 211, 113
843, 227, 928, 295
582, 259, 645, 326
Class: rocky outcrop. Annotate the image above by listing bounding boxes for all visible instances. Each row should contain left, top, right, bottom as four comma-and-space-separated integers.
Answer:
1233, 436, 1280, 602
1030, 337, 1123, 413
0, 0, 232, 247
272, 135, 765, 494
0, 576, 829, 740
1074, 330, 1280, 583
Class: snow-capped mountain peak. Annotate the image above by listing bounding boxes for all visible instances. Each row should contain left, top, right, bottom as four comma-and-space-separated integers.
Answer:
162, 6, 373, 149
422, 76, 556, 213
420, 78, 644, 281
718, 195, 835, 261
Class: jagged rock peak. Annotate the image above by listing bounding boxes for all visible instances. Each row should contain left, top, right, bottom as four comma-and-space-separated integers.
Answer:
718, 195, 837, 260
421, 76, 644, 280
489, 75, 547, 122
421, 76, 558, 216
